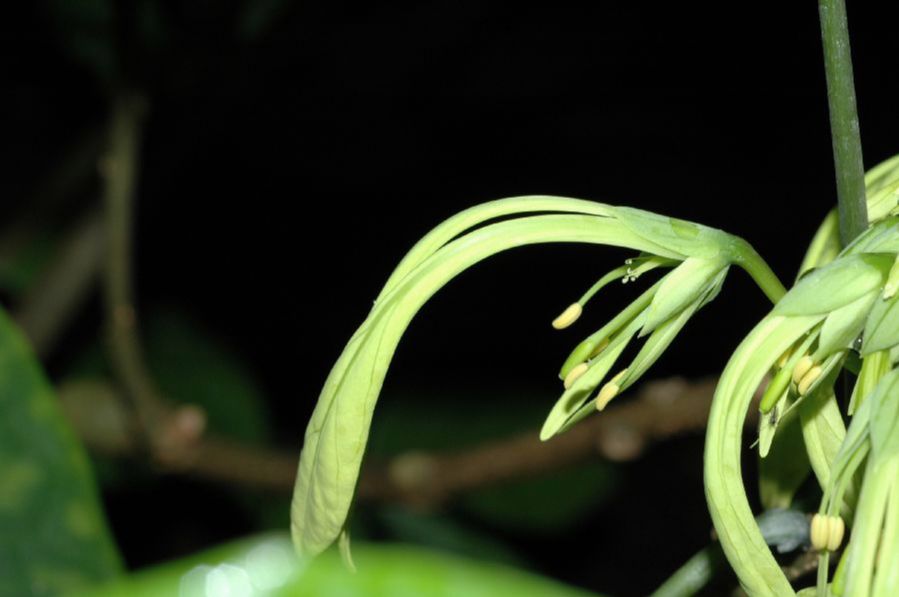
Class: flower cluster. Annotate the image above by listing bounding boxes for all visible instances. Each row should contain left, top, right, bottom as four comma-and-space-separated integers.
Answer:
704, 155, 899, 596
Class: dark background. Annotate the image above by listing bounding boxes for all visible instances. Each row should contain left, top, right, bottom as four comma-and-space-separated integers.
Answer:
4, 2, 899, 595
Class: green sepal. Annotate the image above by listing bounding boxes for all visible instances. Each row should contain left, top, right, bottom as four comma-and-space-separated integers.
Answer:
774, 254, 891, 317
759, 398, 811, 509
816, 291, 877, 359
642, 257, 725, 334
620, 270, 724, 393
848, 350, 890, 414
863, 288, 899, 355
798, 387, 846, 491
612, 206, 727, 260
866, 368, 899, 458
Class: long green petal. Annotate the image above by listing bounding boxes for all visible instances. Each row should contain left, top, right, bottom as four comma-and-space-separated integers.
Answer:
705, 314, 822, 596
377, 196, 616, 301
292, 213, 689, 557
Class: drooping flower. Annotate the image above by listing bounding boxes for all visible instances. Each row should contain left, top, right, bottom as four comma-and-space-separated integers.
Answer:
290, 196, 780, 559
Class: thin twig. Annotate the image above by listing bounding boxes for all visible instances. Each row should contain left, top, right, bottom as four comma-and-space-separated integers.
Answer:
356, 376, 757, 508
100, 93, 171, 440
61, 375, 744, 497
14, 210, 105, 357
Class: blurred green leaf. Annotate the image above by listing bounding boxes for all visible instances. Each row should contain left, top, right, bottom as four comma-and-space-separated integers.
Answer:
0, 231, 56, 295
374, 508, 523, 566
0, 307, 121, 595
66, 308, 272, 445
78, 534, 598, 597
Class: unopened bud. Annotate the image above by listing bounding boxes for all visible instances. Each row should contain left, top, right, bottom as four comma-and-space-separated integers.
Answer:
553, 303, 583, 330
563, 362, 589, 390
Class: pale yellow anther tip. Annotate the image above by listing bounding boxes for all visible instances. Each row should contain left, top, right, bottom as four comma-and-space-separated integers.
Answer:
596, 383, 619, 411
588, 337, 610, 359
776, 347, 793, 369
792, 355, 815, 385
810, 514, 829, 551
563, 362, 589, 390
827, 516, 845, 552
797, 366, 823, 396
596, 369, 628, 411
884, 284, 898, 300
552, 303, 583, 330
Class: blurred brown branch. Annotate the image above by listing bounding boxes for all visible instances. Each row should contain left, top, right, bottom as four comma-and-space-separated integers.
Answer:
14, 210, 104, 357
57, 374, 755, 500
357, 376, 736, 508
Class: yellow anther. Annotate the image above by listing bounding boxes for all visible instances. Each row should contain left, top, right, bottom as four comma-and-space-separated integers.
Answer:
810, 514, 830, 551
552, 303, 583, 330
563, 362, 589, 390
776, 346, 793, 369
827, 516, 845, 552
792, 355, 814, 384
588, 337, 610, 359
797, 366, 823, 396
596, 369, 628, 411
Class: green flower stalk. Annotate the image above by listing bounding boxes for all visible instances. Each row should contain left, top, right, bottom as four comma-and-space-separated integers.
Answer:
290, 197, 782, 559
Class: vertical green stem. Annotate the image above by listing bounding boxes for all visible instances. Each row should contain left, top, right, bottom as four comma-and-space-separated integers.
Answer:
819, 0, 868, 246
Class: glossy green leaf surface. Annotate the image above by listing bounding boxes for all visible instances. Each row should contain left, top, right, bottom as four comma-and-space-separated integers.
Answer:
78, 534, 598, 597
0, 307, 121, 595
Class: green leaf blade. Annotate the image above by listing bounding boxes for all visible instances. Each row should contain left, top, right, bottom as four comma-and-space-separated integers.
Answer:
0, 307, 121, 595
